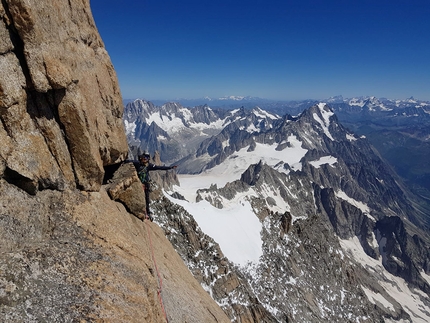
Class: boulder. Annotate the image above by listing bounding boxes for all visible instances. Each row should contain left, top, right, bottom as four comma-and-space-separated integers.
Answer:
105, 163, 147, 220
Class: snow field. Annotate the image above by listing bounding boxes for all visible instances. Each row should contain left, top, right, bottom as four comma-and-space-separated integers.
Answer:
340, 236, 430, 323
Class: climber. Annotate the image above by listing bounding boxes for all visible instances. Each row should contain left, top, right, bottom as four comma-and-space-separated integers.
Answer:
130, 153, 177, 221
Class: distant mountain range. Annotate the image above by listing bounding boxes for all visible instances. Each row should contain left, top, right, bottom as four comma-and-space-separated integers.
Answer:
123, 99, 430, 322
125, 95, 272, 107
124, 96, 430, 195
125, 95, 430, 112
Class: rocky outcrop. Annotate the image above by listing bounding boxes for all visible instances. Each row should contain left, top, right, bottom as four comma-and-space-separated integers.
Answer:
0, 1, 230, 322
105, 162, 147, 219
104, 158, 179, 219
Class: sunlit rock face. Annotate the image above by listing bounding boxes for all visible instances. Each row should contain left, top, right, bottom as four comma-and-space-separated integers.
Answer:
0, 1, 231, 322
1, 0, 128, 192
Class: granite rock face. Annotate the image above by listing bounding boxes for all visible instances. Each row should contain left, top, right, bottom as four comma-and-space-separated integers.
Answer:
0, 180, 230, 323
0, 1, 230, 322
1, 0, 128, 192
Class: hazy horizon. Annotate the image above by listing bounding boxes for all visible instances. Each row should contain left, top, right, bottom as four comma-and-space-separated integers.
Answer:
122, 94, 428, 103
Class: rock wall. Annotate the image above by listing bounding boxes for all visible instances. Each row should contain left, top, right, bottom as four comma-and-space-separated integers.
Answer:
0, 1, 230, 322
1, 0, 127, 192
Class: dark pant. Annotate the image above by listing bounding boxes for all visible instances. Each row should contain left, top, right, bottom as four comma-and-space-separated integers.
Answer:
143, 184, 151, 215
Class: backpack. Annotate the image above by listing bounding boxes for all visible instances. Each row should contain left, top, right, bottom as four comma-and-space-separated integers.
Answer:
138, 165, 150, 183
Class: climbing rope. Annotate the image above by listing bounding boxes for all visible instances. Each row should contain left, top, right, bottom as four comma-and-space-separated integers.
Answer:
144, 216, 169, 323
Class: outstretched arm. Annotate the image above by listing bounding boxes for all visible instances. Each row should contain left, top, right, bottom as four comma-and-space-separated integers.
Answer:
148, 164, 177, 171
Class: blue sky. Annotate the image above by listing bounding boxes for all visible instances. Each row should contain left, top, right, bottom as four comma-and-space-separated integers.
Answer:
90, 0, 430, 101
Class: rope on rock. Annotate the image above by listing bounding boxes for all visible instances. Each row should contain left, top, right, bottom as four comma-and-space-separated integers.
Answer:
144, 216, 169, 323
142, 180, 169, 323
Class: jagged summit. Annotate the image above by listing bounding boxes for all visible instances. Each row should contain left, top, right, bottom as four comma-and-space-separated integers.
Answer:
168, 103, 355, 174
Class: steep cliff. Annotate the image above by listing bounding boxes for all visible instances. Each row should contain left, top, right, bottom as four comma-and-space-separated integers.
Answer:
0, 1, 229, 322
